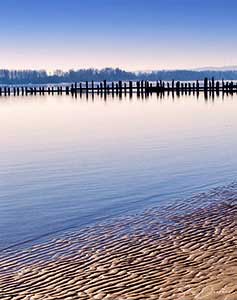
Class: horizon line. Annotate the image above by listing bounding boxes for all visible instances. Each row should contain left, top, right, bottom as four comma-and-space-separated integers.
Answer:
1, 65, 237, 74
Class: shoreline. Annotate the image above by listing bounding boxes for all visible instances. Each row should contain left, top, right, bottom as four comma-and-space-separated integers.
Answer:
0, 187, 236, 299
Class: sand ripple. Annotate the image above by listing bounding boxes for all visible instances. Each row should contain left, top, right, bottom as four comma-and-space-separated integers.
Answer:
0, 185, 236, 299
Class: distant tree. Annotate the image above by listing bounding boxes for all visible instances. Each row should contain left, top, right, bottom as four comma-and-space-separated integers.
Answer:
1, 68, 237, 85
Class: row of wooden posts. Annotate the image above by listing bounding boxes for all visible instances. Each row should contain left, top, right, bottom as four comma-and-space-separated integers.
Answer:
0, 78, 237, 96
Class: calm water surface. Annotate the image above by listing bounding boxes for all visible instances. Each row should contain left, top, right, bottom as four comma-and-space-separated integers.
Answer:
0, 93, 237, 249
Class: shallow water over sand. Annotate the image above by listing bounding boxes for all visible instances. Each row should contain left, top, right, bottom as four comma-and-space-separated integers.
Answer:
0, 185, 236, 299
0, 93, 237, 249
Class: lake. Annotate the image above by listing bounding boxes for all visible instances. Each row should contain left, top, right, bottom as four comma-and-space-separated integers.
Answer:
1, 92, 237, 250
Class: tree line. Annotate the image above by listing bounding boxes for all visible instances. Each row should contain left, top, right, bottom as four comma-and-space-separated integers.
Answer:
1, 68, 237, 84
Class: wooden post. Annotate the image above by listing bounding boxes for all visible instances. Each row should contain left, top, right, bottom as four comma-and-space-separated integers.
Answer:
196, 80, 199, 93
129, 81, 133, 95
149, 82, 153, 95
141, 80, 144, 94
146, 81, 149, 93
212, 77, 215, 91
204, 78, 208, 100
136, 81, 140, 94
8, 87, 11, 95
99, 82, 102, 94
79, 83, 82, 94
86, 81, 89, 94
176, 81, 180, 94
226, 82, 229, 94
209, 80, 212, 91
124, 82, 127, 96
103, 80, 107, 94
111, 82, 115, 95
91, 81, 94, 94
204, 78, 208, 93
172, 80, 175, 92
184, 83, 187, 93
119, 81, 122, 94
216, 81, 220, 96
115, 83, 119, 94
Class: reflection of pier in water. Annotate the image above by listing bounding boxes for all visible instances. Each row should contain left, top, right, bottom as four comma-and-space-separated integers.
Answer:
1, 78, 237, 101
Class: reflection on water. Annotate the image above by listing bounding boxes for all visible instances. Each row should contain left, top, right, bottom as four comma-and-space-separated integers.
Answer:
0, 93, 237, 250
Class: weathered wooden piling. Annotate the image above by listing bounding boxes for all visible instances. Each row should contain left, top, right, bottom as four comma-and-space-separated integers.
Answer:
136, 81, 140, 94
124, 82, 127, 96
216, 81, 220, 96
176, 81, 180, 93
141, 80, 144, 93
119, 81, 122, 94
204, 78, 208, 92
99, 82, 103, 94
103, 80, 107, 94
212, 77, 215, 91
1, 78, 237, 98
196, 80, 200, 93
86, 81, 89, 94
91, 81, 94, 94
129, 81, 133, 95
96, 84, 100, 94
111, 82, 115, 95
172, 80, 175, 92
115, 83, 119, 94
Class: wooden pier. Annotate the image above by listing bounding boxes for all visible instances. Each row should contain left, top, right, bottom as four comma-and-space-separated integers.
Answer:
0, 78, 237, 98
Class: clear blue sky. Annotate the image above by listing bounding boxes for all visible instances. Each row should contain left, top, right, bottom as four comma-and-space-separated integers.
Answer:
0, 0, 236, 71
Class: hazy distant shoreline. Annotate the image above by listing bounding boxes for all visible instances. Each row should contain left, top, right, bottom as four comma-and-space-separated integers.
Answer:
1, 68, 237, 85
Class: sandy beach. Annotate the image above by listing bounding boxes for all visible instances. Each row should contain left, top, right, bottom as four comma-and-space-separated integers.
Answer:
0, 187, 236, 300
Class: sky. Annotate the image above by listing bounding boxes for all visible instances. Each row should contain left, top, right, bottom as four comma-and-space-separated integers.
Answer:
0, 0, 236, 71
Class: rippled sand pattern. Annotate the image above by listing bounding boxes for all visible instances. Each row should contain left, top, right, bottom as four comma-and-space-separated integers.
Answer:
0, 185, 236, 300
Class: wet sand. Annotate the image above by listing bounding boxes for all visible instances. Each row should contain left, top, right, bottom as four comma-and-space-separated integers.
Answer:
0, 186, 236, 299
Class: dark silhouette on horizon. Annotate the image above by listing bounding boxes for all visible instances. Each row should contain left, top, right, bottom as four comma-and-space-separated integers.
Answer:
1, 68, 237, 85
